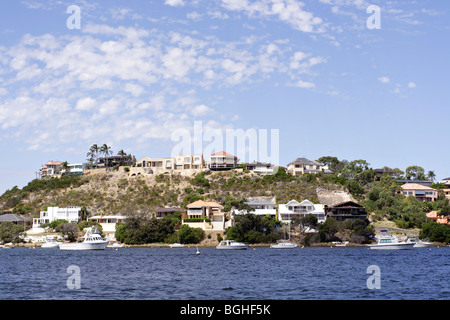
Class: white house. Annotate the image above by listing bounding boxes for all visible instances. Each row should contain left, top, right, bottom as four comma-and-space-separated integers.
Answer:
287, 158, 331, 176
88, 215, 127, 233
136, 154, 204, 174
278, 199, 326, 224
245, 162, 275, 175
233, 196, 277, 219
33, 206, 89, 230
184, 200, 232, 231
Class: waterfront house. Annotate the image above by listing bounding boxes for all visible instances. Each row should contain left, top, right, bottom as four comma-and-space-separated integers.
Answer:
426, 210, 450, 225
400, 183, 438, 202
278, 199, 326, 223
208, 151, 239, 171
88, 215, 127, 232
374, 168, 400, 181
233, 196, 277, 219
32, 206, 91, 230
286, 158, 330, 176
154, 207, 186, 219
325, 201, 368, 222
184, 200, 231, 231
0, 213, 29, 226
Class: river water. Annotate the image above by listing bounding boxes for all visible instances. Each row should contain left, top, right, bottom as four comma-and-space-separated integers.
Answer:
0, 246, 449, 300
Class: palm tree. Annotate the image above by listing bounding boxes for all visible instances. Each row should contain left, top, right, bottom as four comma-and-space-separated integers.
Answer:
100, 144, 113, 170
86, 144, 99, 168
117, 149, 127, 156
427, 170, 436, 182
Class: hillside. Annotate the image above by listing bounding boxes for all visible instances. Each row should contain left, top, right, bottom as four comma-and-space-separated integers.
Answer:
0, 168, 352, 219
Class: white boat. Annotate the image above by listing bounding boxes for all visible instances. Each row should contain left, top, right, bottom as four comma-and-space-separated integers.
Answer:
216, 240, 248, 250
170, 243, 185, 248
369, 230, 415, 250
59, 228, 108, 251
406, 237, 433, 248
41, 237, 60, 248
270, 241, 298, 249
107, 242, 123, 248
332, 241, 349, 247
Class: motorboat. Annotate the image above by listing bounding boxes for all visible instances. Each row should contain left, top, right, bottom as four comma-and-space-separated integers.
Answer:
270, 241, 298, 249
406, 237, 433, 248
332, 241, 349, 247
107, 242, 123, 248
216, 240, 248, 250
369, 230, 415, 250
170, 243, 185, 248
41, 237, 60, 248
59, 228, 108, 251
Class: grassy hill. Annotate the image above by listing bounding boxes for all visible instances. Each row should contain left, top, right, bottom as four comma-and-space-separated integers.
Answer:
0, 168, 351, 219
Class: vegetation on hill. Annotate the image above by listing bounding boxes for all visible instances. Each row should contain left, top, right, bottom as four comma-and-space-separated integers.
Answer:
0, 155, 449, 244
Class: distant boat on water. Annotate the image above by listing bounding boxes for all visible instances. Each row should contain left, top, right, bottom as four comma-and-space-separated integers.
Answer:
216, 240, 248, 250
369, 230, 415, 250
59, 228, 108, 251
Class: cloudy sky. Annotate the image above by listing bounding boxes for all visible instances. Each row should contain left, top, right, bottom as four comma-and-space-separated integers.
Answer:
0, 0, 449, 194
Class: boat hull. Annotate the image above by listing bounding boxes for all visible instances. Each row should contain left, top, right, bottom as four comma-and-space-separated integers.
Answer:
413, 242, 433, 248
270, 243, 298, 249
369, 242, 415, 250
59, 241, 108, 251
216, 246, 247, 250
41, 243, 60, 249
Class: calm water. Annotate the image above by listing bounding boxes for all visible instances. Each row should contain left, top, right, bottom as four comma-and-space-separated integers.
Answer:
0, 246, 449, 300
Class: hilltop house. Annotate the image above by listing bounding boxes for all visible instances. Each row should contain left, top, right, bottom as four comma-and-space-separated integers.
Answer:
244, 162, 275, 175
40, 161, 64, 178
183, 200, 231, 231
401, 183, 438, 202
287, 158, 331, 176
88, 215, 127, 233
278, 199, 326, 224
98, 155, 135, 168
325, 201, 368, 222
136, 154, 204, 174
208, 151, 239, 171
233, 196, 277, 219
441, 177, 450, 187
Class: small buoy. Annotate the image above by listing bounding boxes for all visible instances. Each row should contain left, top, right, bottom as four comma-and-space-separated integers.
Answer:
253, 248, 255, 251
196, 247, 200, 255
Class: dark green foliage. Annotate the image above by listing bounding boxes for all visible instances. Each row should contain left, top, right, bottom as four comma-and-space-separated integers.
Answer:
419, 222, 450, 243
115, 216, 177, 245
225, 214, 278, 244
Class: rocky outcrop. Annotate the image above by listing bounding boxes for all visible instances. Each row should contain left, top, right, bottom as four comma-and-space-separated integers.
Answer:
316, 187, 355, 206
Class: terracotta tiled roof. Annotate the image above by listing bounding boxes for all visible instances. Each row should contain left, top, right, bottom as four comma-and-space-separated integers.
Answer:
401, 183, 434, 190
187, 200, 223, 208
46, 161, 63, 166
211, 151, 235, 157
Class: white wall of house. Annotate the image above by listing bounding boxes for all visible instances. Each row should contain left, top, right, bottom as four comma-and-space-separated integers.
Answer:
33, 206, 83, 229
278, 200, 326, 223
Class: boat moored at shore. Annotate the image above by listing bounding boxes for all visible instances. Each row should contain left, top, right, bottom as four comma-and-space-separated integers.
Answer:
59, 228, 108, 251
369, 230, 415, 250
216, 240, 248, 250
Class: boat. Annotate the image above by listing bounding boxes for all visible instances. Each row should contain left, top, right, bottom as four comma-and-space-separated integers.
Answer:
170, 243, 185, 248
270, 241, 298, 249
332, 241, 349, 247
41, 237, 60, 248
406, 237, 433, 248
369, 230, 415, 250
216, 240, 248, 250
59, 228, 108, 251
270, 220, 297, 249
107, 242, 123, 248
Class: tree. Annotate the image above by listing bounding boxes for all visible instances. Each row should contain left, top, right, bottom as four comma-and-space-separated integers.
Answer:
341, 160, 374, 185
62, 161, 70, 175
292, 214, 318, 233
100, 144, 113, 170
58, 223, 79, 242
405, 165, 426, 181
117, 149, 127, 156
178, 224, 205, 244
427, 170, 436, 182
318, 217, 339, 242
86, 144, 99, 167
317, 156, 346, 173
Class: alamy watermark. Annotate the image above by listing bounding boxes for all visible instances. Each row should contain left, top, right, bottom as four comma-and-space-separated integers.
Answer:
66, 265, 81, 290
366, 265, 381, 289
67, 5, 81, 30
171, 121, 280, 173
367, 5, 381, 30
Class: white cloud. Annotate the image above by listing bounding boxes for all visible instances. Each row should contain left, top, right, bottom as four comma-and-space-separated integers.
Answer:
190, 104, 214, 117
221, 0, 324, 33
294, 79, 315, 88
165, 0, 185, 7
75, 97, 97, 111
408, 82, 416, 88
378, 76, 390, 84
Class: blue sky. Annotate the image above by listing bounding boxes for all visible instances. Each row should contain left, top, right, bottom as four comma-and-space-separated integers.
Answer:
0, 0, 449, 195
